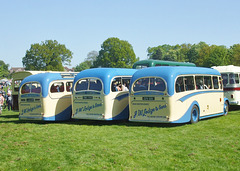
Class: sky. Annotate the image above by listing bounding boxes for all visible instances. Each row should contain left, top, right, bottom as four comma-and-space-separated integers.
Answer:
0, 0, 240, 68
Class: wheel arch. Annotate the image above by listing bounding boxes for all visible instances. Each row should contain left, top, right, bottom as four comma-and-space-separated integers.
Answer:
172, 101, 200, 123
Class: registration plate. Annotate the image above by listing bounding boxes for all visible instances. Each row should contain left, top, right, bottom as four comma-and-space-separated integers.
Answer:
83, 96, 93, 99
142, 97, 155, 100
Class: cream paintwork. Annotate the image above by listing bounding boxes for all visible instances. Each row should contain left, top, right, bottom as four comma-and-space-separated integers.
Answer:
72, 93, 104, 120
19, 80, 72, 120
72, 91, 129, 120
171, 90, 224, 120
43, 80, 72, 117
130, 90, 224, 123
104, 91, 129, 119
129, 94, 170, 122
129, 74, 224, 123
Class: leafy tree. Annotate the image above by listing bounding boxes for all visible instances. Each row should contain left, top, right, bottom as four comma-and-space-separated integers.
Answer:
93, 37, 138, 68
0, 60, 10, 78
230, 44, 240, 65
147, 46, 163, 60
178, 43, 191, 62
187, 44, 199, 65
207, 45, 228, 67
147, 42, 236, 67
22, 40, 73, 71
148, 44, 187, 62
197, 42, 210, 67
74, 50, 98, 72
74, 61, 90, 72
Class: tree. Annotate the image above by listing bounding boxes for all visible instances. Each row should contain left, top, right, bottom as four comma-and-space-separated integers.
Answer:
74, 50, 98, 72
178, 43, 191, 62
196, 42, 210, 67
93, 37, 138, 68
230, 44, 240, 65
148, 44, 183, 61
22, 40, 73, 71
207, 45, 228, 67
187, 44, 199, 65
0, 60, 9, 78
147, 46, 163, 60
74, 61, 90, 72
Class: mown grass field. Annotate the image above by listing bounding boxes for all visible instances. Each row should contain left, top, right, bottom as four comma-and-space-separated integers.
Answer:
0, 109, 239, 170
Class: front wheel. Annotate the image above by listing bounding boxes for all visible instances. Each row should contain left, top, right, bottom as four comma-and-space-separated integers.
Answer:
190, 105, 199, 124
224, 101, 229, 116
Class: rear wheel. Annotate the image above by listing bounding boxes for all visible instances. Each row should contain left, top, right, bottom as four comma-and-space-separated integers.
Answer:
190, 105, 199, 124
224, 101, 229, 116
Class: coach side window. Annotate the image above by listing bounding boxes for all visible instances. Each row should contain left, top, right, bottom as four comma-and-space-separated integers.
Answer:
176, 76, 195, 93
229, 73, 239, 84
175, 77, 184, 92
213, 76, 219, 89
195, 76, 204, 90
185, 76, 195, 91
204, 76, 212, 89
66, 82, 73, 92
221, 74, 228, 86
50, 82, 64, 93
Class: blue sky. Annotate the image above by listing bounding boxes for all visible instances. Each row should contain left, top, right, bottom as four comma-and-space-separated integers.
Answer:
0, 0, 240, 68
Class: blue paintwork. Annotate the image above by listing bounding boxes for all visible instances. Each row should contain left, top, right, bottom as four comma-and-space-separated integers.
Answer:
21, 94, 40, 98
179, 90, 223, 102
133, 92, 165, 96
171, 101, 200, 123
115, 93, 129, 101
73, 68, 138, 95
105, 105, 129, 120
43, 105, 72, 121
20, 73, 74, 98
171, 98, 229, 123
223, 98, 229, 115
191, 107, 198, 122
130, 66, 221, 96
199, 112, 224, 119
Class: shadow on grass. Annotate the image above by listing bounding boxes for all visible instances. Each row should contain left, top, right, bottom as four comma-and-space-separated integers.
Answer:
0, 114, 19, 119
0, 114, 185, 128
63, 119, 186, 128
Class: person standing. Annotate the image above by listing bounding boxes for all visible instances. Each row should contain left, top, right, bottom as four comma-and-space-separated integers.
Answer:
6, 92, 13, 111
0, 92, 4, 114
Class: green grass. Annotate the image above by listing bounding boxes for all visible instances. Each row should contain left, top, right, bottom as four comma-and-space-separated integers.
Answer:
0, 109, 240, 170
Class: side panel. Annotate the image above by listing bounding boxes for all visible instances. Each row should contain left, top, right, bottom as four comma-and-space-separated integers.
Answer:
43, 80, 73, 121
104, 91, 130, 120
223, 89, 240, 105
173, 90, 224, 118
171, 91, 225, 123
43, 94, 72, 121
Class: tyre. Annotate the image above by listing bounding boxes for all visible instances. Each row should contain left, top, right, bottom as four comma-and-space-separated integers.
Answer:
223, 101, 229, 116
190, 105, 199, 124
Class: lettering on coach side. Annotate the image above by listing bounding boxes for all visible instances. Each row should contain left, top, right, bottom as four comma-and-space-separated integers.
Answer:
20, 104, 42, 115
133, 104, 167, 118
75, 103, 103, 114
